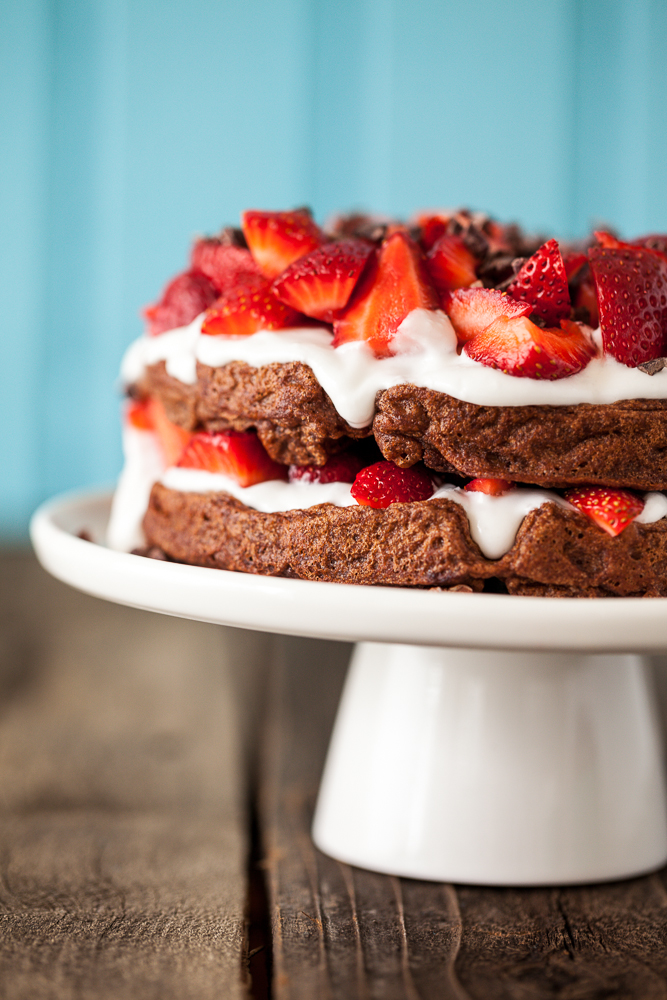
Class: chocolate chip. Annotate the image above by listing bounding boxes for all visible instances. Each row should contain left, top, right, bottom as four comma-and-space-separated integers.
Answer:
638, 358, 667, 376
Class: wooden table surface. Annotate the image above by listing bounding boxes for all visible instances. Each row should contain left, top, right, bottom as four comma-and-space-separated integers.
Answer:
3, 552, 667, 999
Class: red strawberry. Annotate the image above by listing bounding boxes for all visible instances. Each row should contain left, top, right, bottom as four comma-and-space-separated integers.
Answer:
288, 451, 366, 484
574, 268, 600, 327
242, 209, 325, 279
562, 251, 588, 281
594, 230, 623, 250
126, 399, 153, 431
177, 430, 288, 487
564, 486, 644, 537
416, 214, 450, 252
464, 315, 595, 379
350, 461, 434, 508
464, 478, 514, 496
633, 234, 667, 257
444, 287, 532, 344
201, 281, 301, 337
190, 239, 262, 292
426, 233, 478, 294
332, 232, 439, 357
588, 245, 667, 365
508, 239, 571, 325
146, 397, 192, 465
272, 239, 373, 322
143, 270, 218, 336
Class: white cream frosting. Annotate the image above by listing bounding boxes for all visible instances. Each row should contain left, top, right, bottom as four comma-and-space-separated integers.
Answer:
120, 308, 667, 430
107, 425, 667, 561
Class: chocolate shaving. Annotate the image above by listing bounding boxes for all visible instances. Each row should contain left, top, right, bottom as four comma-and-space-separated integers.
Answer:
131, 545, 171, 561
215, 227, 248, 248
638, 358, 667, 376
77, 530, 93, 542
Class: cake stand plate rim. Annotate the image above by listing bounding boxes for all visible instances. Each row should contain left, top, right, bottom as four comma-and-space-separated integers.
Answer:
29, 488, 667, 652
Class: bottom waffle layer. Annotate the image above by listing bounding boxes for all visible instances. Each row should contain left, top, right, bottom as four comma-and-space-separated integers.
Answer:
143, 483, 667, 597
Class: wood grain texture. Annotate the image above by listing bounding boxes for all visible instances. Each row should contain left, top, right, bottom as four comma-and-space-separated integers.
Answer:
261, 635, 667, 1000
0, 552, 269, 999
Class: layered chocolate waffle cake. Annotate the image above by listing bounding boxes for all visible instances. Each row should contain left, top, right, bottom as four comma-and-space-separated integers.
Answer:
108, 208, 667, 596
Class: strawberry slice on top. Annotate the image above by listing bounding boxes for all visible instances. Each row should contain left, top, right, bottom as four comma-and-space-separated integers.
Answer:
464, 315, 595, 380
143, 270, 219, 336
272, 239, 373, 322
177, 430, 288, 487
564, 486, 644, 537
332, 231, 439, 357
190, 239, 262, 293
242, 209, 325, 279
201, 280, 301, 337
425, 233, 478, 296
444, 287, 532, 344
508, 238, 571, 325
588, 245, 667, 366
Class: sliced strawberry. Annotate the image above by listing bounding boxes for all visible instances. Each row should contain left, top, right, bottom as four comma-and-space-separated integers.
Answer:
426, 233, 478, 294
593, 230, 623, 249
416, 214, 450, 252
190, 239, 262, 293
146, 397, 192, 465
351, 461, 434, 508
464, 478, 514, 496
126, 399, 153, 431
562, 251, 588, 281
177, 430, 288, 487
444, 287, 532, 344
272, 239, 373, 322
464, 315, 595, 380
574, 268, 600, 327
633, 234, 667, 257
241, 209, 325, 279
288, 451, 366, 484
564, 486, 644, 537
588, 245, 667, 365
508, 239, 571, 325
143, 270, 219, 336
201, 281, 301, 337
332, 232, 439, 357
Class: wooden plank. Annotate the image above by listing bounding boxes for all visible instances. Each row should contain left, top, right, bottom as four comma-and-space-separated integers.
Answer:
0, 552, 266, 998
261, 635, 667, 999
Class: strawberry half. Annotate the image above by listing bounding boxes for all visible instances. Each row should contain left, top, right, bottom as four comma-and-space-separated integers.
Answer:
147, 397, 192, 465
508, 239, 571, 325
332, 232, 439, 357
272, 239, 373, 322
564, 486, 644, 537
464, 315, 595, 379
190, 239, 262, 293
201, 281, 301, 337
288, 451, 366, 484
464, 478, 514, 496
444, 287, 532, 344
242, 209, 325, 279
351, 461, 434, 508
588, 245, 667, 365
177, 430, 288, 487
143, 270, 219, 336
426, 233, 478, 295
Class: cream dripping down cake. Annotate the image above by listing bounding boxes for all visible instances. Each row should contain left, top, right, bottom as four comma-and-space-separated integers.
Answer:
108, 208, 667, 596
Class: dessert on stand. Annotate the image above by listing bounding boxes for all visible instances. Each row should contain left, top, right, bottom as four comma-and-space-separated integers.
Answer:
31, 206, 667, 884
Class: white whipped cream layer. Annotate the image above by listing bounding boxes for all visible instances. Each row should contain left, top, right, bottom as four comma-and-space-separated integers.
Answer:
120, 308, 667, 429
107, 425, 667, 561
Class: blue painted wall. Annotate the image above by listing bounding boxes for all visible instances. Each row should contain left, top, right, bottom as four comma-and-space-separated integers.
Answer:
2, 0, 667, 538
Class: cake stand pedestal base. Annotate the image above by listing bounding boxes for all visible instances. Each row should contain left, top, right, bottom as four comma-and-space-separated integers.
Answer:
312, 643, 667, 885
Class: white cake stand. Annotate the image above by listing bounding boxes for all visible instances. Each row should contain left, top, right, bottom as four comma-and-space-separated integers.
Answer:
31, 489, 667, 886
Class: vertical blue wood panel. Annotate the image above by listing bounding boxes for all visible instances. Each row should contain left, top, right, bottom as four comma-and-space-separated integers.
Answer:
0, 0, 50, 537
2, 0, 667, 538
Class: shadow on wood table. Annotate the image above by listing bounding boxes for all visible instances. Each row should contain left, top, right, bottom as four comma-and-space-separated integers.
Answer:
2, 552, 667, 999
